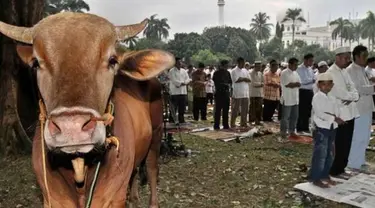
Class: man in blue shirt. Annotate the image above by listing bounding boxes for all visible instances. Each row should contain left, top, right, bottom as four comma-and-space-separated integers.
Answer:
296, 53, 315, 134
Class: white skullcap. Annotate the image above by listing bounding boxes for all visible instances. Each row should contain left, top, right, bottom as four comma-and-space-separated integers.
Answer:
254, 60, 262, 64
317, 72, 333, 82
281, 62, 288, 67
245, 62, 250, 66
334, 46, 351, 55
318, 61, 328, 67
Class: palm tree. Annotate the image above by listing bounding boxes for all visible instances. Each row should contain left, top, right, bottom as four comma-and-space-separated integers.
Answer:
44, 0, 90, 16
330, 17, 353, 46
143, 14, 170, 40
275, 22, 284, 39
250, 12, 273, 43
124, 36, 138, 50
360, 11, 375, 51
282, 8, 306, 43
349, 23, 362, 46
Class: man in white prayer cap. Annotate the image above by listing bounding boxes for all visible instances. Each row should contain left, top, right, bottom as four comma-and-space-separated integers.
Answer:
346, 45, 374, 172
328, 46, 360, 179
312, 61, 329, 93
317, 61, 328, 74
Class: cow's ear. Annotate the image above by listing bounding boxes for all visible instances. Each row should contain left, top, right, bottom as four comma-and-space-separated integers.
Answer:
16, 45, 34, 64
118, 49, 175, 81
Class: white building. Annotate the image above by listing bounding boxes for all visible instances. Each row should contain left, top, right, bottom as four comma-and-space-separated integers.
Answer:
277, 10, 371, 51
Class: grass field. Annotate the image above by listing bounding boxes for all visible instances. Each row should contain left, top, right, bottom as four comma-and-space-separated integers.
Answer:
3, 132, 374, 208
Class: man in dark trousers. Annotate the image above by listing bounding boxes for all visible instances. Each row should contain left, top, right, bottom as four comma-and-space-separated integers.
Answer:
213, 60, 232, 130
192, 62, 208, 121
328, 46, 359, 179
296, 53, 315, 134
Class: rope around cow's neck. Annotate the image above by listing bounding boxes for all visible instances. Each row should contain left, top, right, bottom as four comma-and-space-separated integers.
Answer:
38, 99, 119, 208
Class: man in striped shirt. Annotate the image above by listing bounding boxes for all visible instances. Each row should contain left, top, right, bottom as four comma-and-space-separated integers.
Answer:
263, 60, 280, 122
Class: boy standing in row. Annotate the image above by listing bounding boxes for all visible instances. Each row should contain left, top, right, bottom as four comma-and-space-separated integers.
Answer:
309, 72, 344, 188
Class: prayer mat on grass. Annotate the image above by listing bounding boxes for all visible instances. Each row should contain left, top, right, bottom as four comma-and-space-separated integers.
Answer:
288, 135, 313, 144
190, 130, 235, 140
167, 128, 190, 133
294, 174, 375, 208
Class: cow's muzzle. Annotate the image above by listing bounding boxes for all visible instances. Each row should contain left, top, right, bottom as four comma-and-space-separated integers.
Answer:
39, 100, 119, 185
44, 108, 106, 154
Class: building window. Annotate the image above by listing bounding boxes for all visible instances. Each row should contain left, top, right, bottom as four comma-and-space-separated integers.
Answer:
302, 32, 307, 35
287, 26, 290, 31
297, 27, 300, 31
287, 40, 290, 46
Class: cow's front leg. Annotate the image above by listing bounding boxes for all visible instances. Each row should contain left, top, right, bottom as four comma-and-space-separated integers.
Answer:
146, 125, 162, 208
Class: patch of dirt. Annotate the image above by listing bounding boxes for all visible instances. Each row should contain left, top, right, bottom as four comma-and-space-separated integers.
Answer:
2, 134, 374, 207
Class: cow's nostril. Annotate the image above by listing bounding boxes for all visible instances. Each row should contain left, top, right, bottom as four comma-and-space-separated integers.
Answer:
82, 120, 96, 131
48, 120, 61, 135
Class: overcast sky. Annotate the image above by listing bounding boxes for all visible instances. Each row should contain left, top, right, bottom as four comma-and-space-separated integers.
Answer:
85, 0, 375, 38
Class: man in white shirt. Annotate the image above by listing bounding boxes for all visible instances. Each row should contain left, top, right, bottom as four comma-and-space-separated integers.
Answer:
313, 61, 329, 94
296, 53, 315, 134
230, 57, 251, 128
168, 57, 191, 124
366, 57, 375, 120
328, 46, 359, 179
365, 57, 375, 78
346, 45, 375, 171
279, 58, 301, 141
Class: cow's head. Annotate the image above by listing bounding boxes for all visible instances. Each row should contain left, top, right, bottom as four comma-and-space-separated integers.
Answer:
0, 12, 174, 154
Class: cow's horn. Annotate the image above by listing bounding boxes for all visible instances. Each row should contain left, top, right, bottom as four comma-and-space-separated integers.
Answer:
115, 19, 148, 41
0, 21, 33, 44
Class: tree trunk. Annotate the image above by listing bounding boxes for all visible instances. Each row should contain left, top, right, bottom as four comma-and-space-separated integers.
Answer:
340, 37, 343, 46
292, 21, 295, 43
369, 38, 371, 50
0, 0, 44, 156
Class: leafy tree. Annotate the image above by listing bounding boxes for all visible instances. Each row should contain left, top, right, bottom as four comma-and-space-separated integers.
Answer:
360, 11, 375, 51
330, 17, 353, 46
191, 49, 219, 66
290, 39, 307, 49
202, 26, 258, 62
250, 12, 273, 43
261, 37, 283, 61
143, 14, 170, 40
44, 0, 90, 16
296, 44, 334, 62
262, 39, 335, 63
216, 52, 232, 63
275, 22, 284, 39
134, 38, 167, 50
167, 32, 211, 63
282, 8, 306, 43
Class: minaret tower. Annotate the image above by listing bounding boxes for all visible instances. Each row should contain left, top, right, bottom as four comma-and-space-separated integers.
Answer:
218, 0, 225, 27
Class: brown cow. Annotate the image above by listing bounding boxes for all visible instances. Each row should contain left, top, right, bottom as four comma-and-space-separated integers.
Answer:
0, 12, 174, 208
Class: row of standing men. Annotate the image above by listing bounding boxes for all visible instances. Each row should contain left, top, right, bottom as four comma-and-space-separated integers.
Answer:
162, 45, 375, 178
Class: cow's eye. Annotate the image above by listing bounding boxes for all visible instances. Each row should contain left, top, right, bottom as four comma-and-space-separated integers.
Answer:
31, 58, 40, 70
108, 56, 118, 68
